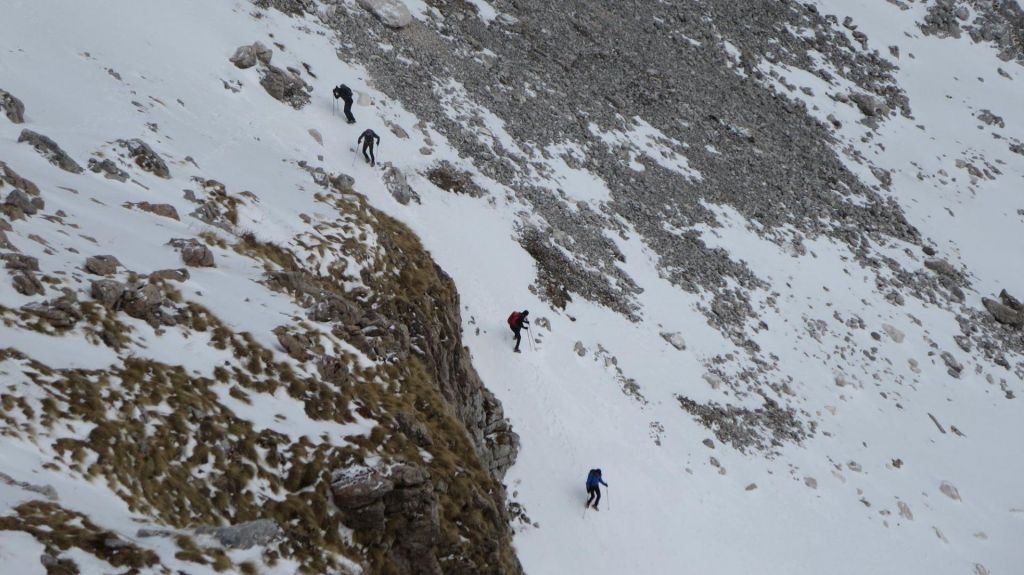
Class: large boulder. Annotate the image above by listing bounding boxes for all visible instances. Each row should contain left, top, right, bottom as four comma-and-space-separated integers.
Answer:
90, 279, 127, 309
11, 271, 44, 296
87, 158, 129, 182
85, 255, 120, 276
17, 129, 83, 173
117, 139, 170, 178
982, 297, 1023, 327
259, 66, 311, 110
4, 189, 41, 216
229, 42, 273, 69
22, 297, 82, 329
0, 88, 25, 123
168, 238, 215, 267
1, 253, 39, 271
383, 165, 420, 205
147, 268, 190, 283
122, 283, 175, 327
195, 519, 282, 550
357, 0, 413, 29
331, 464, 441, 574
848, 92, 888, 117
132, 202, 180, 220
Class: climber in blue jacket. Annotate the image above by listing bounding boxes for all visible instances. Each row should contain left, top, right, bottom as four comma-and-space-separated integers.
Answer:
585, 469, 608, 510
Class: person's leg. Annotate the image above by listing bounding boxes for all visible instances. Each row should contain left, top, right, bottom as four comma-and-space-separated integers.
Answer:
362, 142, 371, 163
513, 329, 521, 351
344, 99, 355, 123
586, 487, 596, 507
369, 145, 375, 167
593, 487, 601, 509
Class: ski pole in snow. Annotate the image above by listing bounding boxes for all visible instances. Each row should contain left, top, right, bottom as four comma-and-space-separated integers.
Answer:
606, 485, 610, 511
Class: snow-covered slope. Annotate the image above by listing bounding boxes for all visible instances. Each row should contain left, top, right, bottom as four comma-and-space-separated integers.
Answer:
1, 0, 1022, 574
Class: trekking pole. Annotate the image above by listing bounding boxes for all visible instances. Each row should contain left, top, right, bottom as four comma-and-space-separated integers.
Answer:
607, 486, 610, 511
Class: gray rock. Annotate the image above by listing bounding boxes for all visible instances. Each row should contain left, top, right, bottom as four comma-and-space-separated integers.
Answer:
85, 255, 120, 276
118, 139, 170, 178
0, 471, 57, 500
660, 331, 687, 350
229, 42, 273, 69
22, 297, 82, 329
939, 480, 961, 501
982, 297, 1023, 327
999, 289, 1022, 311
91, 279, 127, 309
4, 189, 38, 215
133, 201, 180, 220
11, 271, 44, 296
383, 165, 420, 205
924, 258, 958, 278
1, 253, 39, 271
17, 129, 83, 173
259, 66, 311, 109
332, 468, 396, 510
357, 0, 413, 29
395, 411, 433, 447
0, 88, 25, 123
169, 238, 215, 267
148, 268, 190, 283
87, 158, 129, 182
196, 519, 282, 549
940, 351, 963, 374
849, 92, 888, 117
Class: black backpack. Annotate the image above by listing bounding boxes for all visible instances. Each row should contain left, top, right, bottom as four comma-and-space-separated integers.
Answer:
334, 84, 352, 100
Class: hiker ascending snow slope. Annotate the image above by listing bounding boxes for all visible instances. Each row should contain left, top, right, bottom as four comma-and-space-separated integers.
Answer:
585, 469, 608, 511
333, 83, 355, 123
358, 128, 381, 167
507, 309, 529, 353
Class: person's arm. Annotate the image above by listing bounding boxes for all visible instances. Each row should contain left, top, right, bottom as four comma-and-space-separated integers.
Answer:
601, 478, 608, 486
375, 134, 381, 145
357, 133, 364, 144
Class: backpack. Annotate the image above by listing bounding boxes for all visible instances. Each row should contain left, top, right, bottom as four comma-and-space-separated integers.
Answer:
334, 84, 352, 100
507, 311, 521, 329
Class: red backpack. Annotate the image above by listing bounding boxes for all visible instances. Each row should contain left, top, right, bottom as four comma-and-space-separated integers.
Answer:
507, 311, 520, 329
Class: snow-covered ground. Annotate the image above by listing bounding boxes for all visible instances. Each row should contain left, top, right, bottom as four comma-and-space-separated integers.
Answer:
1, 0, 1021, 573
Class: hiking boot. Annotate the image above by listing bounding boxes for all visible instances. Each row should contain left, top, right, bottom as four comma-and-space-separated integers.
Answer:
513, 348, 521, 353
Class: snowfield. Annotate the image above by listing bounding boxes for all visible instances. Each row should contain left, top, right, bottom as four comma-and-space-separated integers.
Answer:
1, 0, 1022, 574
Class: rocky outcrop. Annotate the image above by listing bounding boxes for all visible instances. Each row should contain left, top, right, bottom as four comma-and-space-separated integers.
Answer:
22, 296, 82, 329
0, 162, 40, 197
0, 88, 25, 123
259, 66, 311, 109
114, 282, 177, 327
331, 465, 442, 574
849, 92, 888, 117
85, 255, 120, 276
229, 42, 273, 69
168, 238, 215, 267
117, 139, 170, 178
17, 130, 83, 173
383, 165, 420, 205
88, 158, 129, 182
195, 519, 282, 549
131, 202, 180, 220
4, 188, 43, 216
1, 253, 39, 271
357, 0, 413, 29
90, 279, 127, 308
982, 289, 1023, 328
148, 268, 190, 283
11, 271, 44, 296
